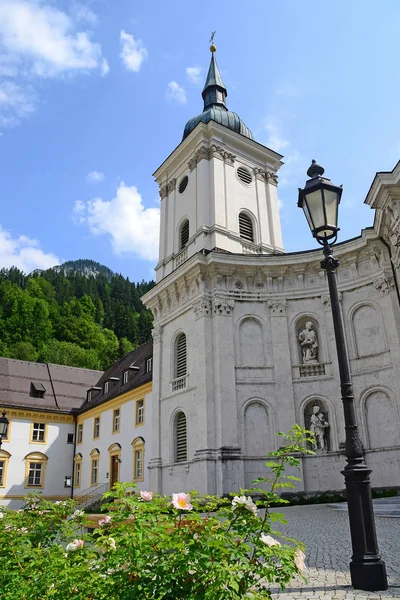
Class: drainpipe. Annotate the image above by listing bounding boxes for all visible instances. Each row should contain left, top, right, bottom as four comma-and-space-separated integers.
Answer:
380, 237, 400, 308
71, 418, 77, 500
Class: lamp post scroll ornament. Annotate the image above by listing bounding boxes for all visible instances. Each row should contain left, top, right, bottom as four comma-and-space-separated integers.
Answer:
298, 161, 388, 592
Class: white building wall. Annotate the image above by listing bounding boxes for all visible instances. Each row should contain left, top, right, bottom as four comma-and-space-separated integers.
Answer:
0, 416, 75, 509
75, 390, 152, 494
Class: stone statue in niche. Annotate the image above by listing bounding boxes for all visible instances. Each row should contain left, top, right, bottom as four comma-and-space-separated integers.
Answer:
309, 405, 329, 451
298, 321, 319, 364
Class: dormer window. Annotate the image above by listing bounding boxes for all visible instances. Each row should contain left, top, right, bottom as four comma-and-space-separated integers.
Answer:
146, 358, 153, 373
87, 390, 92, 402
103, 382, 109, 395
123, 371, 129, 384
30, 382, 46, 399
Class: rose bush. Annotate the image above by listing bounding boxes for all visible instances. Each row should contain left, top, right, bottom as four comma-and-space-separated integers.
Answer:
0, 426, 314, 599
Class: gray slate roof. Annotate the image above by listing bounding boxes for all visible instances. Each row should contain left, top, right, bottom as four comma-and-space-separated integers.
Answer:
79, 339, 153, 414
0, 357, 103, 414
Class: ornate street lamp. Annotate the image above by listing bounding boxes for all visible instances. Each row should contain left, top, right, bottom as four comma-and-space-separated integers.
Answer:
0, 409, 9, 450
298, 161, 388, 592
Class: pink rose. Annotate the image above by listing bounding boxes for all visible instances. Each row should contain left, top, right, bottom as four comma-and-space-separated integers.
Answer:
172, 493, 193, 511
140, 491, 153, 501
98, 515, 112, 526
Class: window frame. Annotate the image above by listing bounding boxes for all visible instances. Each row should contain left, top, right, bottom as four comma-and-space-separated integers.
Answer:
135, 399, 144, 426
93, 416, 100, 440
132, 437, 145, 482
112, 408, 120, 433
146, 357, 153, 373
175, 333, 187, 379
74, 454, 82, 489
0, 450, 11, 489
103, 381, 109, 395
180, 219, 190, 250
90, 449, 100, 486
30, 422, 47, 444
238, 211, 255, 243
123, 371, 129, 385
77, 423, 83, 444
24, 452, 48, 489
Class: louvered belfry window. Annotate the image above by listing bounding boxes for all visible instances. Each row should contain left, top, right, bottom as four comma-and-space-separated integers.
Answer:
180, 220, 189, 249
175, 333, 187, 378
239, 212, 254, 242
175, 412, 187, 462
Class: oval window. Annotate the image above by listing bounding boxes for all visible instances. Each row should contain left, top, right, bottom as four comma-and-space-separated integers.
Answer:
179, 176, 189, 194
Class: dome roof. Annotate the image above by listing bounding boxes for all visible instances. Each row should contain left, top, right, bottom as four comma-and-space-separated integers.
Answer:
183, 106, 253, 141
182, 48, 253, 142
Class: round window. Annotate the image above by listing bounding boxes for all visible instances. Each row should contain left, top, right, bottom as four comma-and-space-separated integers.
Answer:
179, 175, 189, 194
237, 166, 253, 185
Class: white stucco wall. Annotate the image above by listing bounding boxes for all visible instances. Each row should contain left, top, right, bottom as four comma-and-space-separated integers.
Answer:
0, 416, 75, 509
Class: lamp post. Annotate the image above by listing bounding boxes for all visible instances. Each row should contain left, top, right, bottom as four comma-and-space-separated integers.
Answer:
0, 409, 9, 450
298, 161, 388, 592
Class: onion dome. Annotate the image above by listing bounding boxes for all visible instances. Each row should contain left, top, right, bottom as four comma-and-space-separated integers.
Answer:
182, 45, 253, 141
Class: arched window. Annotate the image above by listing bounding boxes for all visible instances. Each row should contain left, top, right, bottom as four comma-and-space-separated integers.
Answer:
74, 453, 82, 489
132, 437, 145, 482
238, 212, 254, 242
175, 412, 187, 462
180, 219, 189, 249
175, 333, 187, 379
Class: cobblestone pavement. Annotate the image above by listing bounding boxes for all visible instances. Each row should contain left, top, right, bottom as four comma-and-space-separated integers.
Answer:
267, 505, 400, 600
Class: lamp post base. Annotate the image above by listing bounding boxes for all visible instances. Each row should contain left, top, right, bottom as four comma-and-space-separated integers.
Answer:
350, 560, 388, 592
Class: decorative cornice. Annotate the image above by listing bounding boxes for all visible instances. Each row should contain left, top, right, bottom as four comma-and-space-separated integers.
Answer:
213, 296, 235, 315
267, 299, 287, 316
187, 145, 211, 172
254, 168, 278, 186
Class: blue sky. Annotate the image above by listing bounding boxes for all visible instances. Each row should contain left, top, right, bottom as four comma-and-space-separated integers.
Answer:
0, 0, 399, 281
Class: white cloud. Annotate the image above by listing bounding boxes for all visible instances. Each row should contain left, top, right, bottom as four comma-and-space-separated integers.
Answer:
264, 121, 290, 152
0, 1, 107, 127
0, 80, 36, 127
86, 170, 105, 183
119, 30, 147, 72
73, 182, 160, 261
0, 225, 60, 273
101, 57, 110, 77
70, 2, 98, 26
186, 66, 202, 85
166, 80, 186, 104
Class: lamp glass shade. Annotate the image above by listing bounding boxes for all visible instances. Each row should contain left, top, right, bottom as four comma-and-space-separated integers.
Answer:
0, 411, 9, 437
304, 189, 325, 231
301, 184, 341, 241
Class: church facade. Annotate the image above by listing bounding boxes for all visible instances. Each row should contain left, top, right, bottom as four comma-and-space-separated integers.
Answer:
142, 46, 400, 497
1, 47, 400, 507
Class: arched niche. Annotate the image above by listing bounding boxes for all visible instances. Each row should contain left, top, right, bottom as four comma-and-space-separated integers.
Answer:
295, 316, 321, 365
243, 400, 270, 457
238, 317, 265, 367
350, 303, 386, 358
363, 389, 398, 449
303, 399, 331, 452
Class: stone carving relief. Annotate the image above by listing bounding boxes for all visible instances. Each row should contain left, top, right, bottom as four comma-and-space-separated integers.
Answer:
187, 145, 211, 171
298, 321, 319, 364
210, 144, 236, 165
168, 178, 176, 193
159, 179, 176, 199
253, 168, 278, 186
159, 184, 168, 200
305, 402, 330, 451
213, 296, 235, 315
267, 299, 286, 316
373, 275, 393, 295
193, 297, 212, 318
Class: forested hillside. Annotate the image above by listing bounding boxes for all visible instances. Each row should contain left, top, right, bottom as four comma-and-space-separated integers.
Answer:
0, 262, 155, 370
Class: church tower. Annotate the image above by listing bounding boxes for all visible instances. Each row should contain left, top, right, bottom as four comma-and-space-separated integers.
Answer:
142, 44, 291, 496
154, 44, 284, 283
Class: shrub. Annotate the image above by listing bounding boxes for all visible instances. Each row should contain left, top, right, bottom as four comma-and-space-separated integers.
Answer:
0, 426, 313, 599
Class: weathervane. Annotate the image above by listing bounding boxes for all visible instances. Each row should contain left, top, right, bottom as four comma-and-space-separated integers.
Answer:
209, 31, 216, 52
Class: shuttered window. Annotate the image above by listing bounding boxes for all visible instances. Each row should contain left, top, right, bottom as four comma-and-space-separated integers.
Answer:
180, 220, 189, 249
175, 412, 187, 462
175, 333, 187, 378
239, 212, 254, 242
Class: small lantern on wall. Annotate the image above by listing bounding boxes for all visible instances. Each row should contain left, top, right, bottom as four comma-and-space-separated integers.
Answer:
0, 410, 9, 449
64, 475, 72, 488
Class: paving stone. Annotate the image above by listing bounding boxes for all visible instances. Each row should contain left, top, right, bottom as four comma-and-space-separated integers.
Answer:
266, 505, 400, 600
